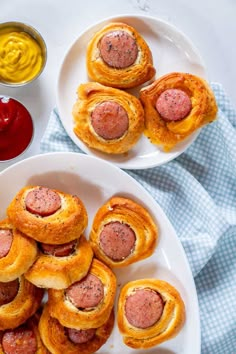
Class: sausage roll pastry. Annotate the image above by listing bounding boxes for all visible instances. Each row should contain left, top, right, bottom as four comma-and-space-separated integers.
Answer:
117, 279, 185, 349
0, 313, 49, 354
25, 235, 93, 289
7, 185, 88, 244
72, 82, 144, 154
0, 276, 44, 330
0, 218, 37, 282
89, 197, 158, 268
39, 304, 114, 354
48, 259, 116, 329
86, 22, 155, 89
140, 72, 218, 151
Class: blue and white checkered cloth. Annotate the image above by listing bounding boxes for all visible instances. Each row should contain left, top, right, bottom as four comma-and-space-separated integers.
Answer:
40, 83, 236, 354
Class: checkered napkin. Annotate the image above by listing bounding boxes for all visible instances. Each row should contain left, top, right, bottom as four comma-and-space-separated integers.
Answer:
40, 83, 236, 354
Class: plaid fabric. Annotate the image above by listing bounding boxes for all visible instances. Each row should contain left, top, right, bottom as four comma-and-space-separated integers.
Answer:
40, 83, 236, 354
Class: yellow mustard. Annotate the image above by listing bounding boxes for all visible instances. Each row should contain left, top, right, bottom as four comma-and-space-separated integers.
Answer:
0, 27, 43, 84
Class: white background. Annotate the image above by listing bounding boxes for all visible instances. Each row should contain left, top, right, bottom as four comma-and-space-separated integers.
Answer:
1, 0, 236, 171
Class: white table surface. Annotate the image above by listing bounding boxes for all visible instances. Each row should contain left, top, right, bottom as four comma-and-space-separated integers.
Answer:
1, 0, 236, 171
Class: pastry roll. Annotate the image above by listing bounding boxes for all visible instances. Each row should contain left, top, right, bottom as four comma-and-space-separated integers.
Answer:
39, 304, 114, 354
0, 276, 44, 330
89, 197, 158, 267
140, 72, 218, 151
25, 235, 93, 289
0, 218, 37, 282
73, 82, 144, 154
7, 185, 88, 244
48, 259, 116, 329
117, 279, 185, 349
0, 313, 49, 354
86, 22, 155, 89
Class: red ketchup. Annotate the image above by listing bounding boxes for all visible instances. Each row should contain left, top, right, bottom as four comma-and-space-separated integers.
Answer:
0, 97, 33, 161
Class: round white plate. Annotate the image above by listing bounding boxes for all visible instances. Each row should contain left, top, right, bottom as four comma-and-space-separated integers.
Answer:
57, 14, 207, 170
0, 152, 200, 354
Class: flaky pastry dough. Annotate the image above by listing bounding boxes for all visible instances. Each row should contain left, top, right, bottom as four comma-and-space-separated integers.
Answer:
86, 22, 155, 89
140, 72, 218, 151
73, 82, 144, 154
117, 279, 185, 349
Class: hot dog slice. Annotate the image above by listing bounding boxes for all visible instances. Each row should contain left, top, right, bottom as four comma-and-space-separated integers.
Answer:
2, 324, 37, 354
0, 229, 13, 258
40, 239, 77, 257
0, 279, 19, 306
66, 327, 96, 344
25, 187, 61, 216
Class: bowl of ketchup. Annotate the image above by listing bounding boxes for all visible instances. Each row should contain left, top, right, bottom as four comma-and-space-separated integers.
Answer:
0, 96, 34, 161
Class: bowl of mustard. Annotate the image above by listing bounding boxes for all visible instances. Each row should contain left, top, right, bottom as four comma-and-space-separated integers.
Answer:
0, 22, 47, 86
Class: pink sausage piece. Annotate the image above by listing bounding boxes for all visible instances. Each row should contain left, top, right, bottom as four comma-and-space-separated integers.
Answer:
99, 30, 138, 69
0, 279, 19, 306
125, 289, 164, 329
67, 327, 96, 344
0, 229, 13, 258
2, 325, 37, 354
91, 101, 129, 140
156, 88, 192, 122
40, 239, 77, 257
66, 273, 104, 309
25, 187, 61, 217
99, 221, 135, 261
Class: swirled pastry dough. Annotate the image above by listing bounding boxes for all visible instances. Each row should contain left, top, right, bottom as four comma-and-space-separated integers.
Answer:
48, 259, 116, 329
89, 197, 158, 267
25, 235, 93, 289
86, 22, 155, 89
39, 304, 114, 354
73, 82, 144, 154
0, 218, 37, 282
117, 279, 185, 349
0, 276, 44, 330
7, 186, 88, 244
140, 72, 218, 151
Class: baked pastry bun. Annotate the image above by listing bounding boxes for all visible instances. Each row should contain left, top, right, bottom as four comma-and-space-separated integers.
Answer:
39, 304, 114, 354
117, 279, 185, 349
86, 22, 155, 89
7, 185, 88, 244
0, 313, 49, 354
0, 218, 38, 282
48, 258, 116, 329
25, 235, 93, 289
73, 82, 144, 154
89, 197, 158, 267
0, 276, 44, 330
140, 72, 218, 151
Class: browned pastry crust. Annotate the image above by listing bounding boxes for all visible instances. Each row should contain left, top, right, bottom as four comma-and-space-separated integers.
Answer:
0, 276, 44, 330
48, 259, 116, 329
0, 313, 50, 354
0, 218, 38, 282
25, 235, 93, 289
39, 304, 114, 354
86, 22, 155, 89
117, 279, 186, 349
7, 185, 88, 244
140, 72, 218, 151
73, 82, 144, 154
89, 196, 158, 267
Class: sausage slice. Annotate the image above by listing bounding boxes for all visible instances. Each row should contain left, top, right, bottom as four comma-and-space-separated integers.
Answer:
0, 279, 19, 306
40, 239, 77, 257
66, 327, 96, 344
25, 187, 61, 217
2, 324, 37, 354
0, 229, 13, 258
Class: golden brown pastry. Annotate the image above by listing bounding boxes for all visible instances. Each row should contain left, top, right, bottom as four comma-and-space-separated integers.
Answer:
117, 279, 185, 349
25, 235, 93, 289
7, 185, 88, 244
0, 218, 38, 282
140, 72, 218, 151
48, 259, 116, 329
89, 196, 158, 267
0, 275, 44, 330
39, 304, 114, 354
72, 82, 144, 154
0, 313, 49, 354
86, 22, 155, 89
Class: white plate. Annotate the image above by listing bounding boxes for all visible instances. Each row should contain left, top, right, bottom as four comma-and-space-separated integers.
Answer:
0, 152, 200, 354
57, 14, 207, 170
